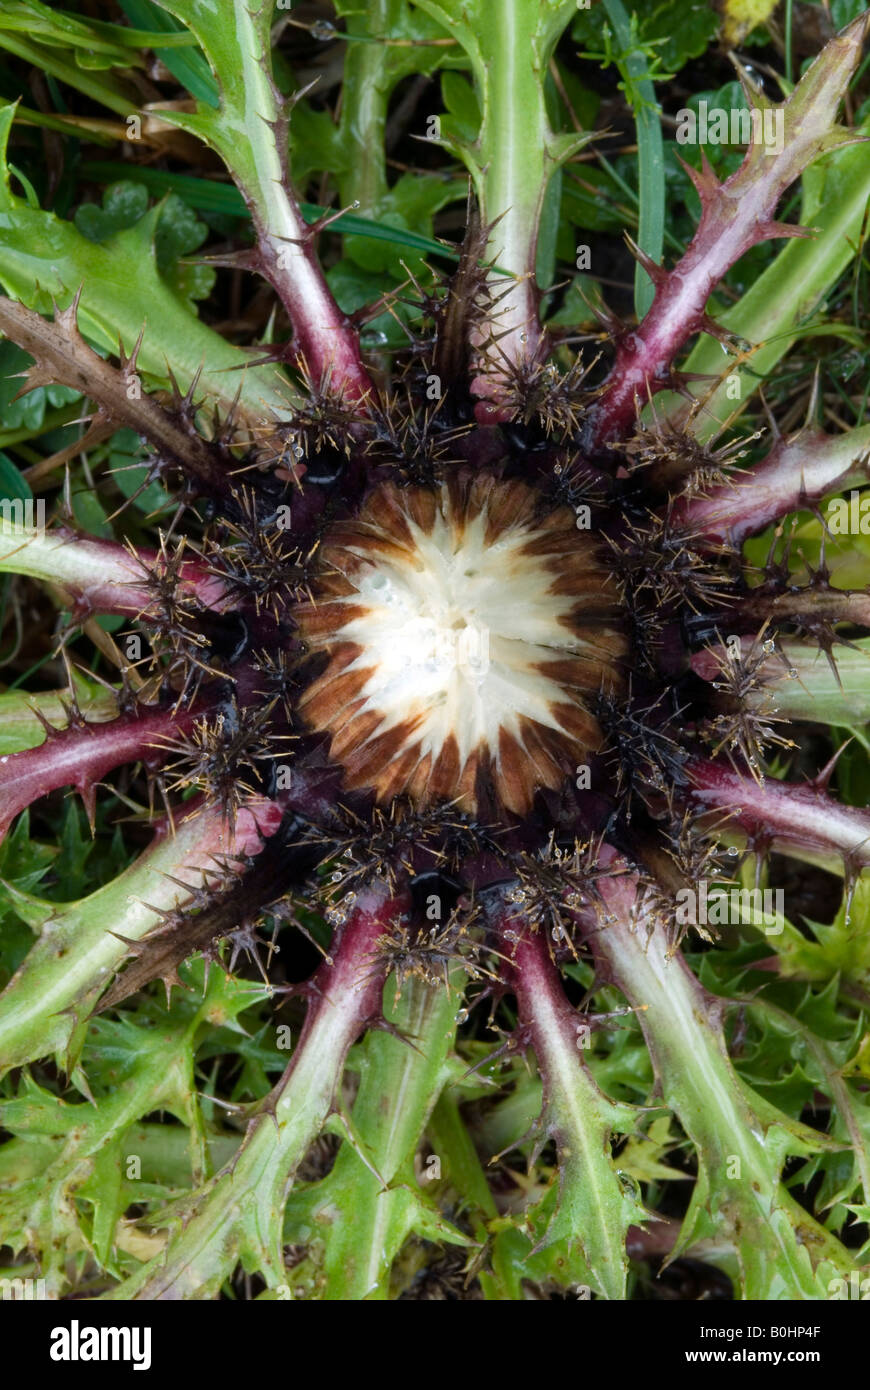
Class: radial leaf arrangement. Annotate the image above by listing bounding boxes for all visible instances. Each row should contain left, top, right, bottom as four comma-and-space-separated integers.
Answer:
0, 0, 870, 1303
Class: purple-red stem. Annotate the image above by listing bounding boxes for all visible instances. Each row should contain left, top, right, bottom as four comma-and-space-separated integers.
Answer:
290, 881, 406, 1055
673, 426, 870, 543
255, 217, 376, 410
503, 921, 586, 1055
687, 755, 870, 867
0, 698, 212, 839
586, 16, 870, 452
7, 528, 230, 618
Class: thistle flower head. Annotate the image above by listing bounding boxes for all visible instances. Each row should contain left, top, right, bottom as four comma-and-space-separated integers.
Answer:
295, 473, 625, 813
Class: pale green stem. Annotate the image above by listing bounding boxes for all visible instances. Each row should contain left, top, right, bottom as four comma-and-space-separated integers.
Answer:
0, 804, 257, 1074
593, 882, 857, 1297
107, 885, 399, 1299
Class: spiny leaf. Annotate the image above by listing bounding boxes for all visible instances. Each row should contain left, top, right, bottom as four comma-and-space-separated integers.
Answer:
0, 103, 297, 425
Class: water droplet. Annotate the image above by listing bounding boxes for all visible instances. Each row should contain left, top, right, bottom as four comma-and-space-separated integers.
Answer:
351, 199, 361, 210
787, 668, 798, 679
455, 1007, 469, 1023
726, 846, 739, 857
311, 20, 336, 40
762, 639, 775, 655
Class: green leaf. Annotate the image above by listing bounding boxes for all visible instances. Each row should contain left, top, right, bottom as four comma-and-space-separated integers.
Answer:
0, 678, 119, 757
109, 428, 171, 516
117, 0, 218, 106
333, 0, 460, 223
0, 806, 247, 1075
74, 181, 150, 242
562, 167, 630, 233
75, 183, 215, 306
546, 273, 608, 328
440, 70, 481, 143
282, 973, 470, 1299
153, 192, 214, 303
596, 911, 859, 1297
0, 449, 32, 506
483, 1197, 596, 1299
831, 0, 867, 27
602, 0, 665, 317
0, 104, 298, 425
0, 343, 81, 433
0, 1010, 204, 1290
0, 0, 141, 70
0, 29, 137, 118
79, 160, 465, 262
640, 0, 719, 74
70, 485, 112, 541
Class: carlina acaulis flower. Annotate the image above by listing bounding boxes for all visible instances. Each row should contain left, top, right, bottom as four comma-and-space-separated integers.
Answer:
0, 0, 869, 1307
294, 474, 625, 813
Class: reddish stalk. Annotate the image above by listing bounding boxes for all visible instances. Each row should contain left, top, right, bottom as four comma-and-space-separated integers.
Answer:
687, 755, 870, 870
0, 526, 229, 617
673, 425, 870, 543
0, 697, 216, 840
586, 16, 870, 451
503, 923, 586, 1054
